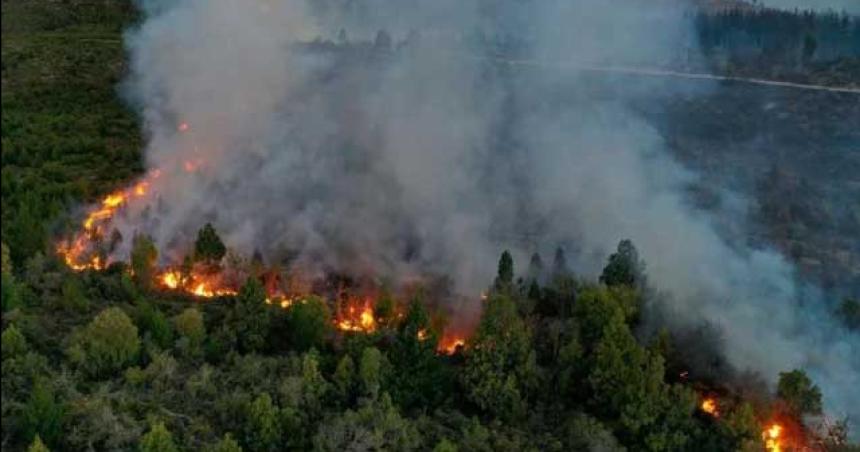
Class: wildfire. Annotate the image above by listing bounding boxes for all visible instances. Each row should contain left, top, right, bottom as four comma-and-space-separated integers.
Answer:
763, 423, 783, 452
156, 268, 237, 298
336, 299, 377, 333
438, 336, 466, 355
161, 271, 182, 289
57, 170, 160, 271
701, 398, 719, 417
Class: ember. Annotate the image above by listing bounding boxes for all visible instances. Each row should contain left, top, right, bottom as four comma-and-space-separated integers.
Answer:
701, 398, 719, 417
763, 423, 783, 452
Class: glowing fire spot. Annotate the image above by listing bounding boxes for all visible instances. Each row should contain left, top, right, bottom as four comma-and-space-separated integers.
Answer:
438, 337, 465, 355
763, 423, 782, 452
178, 122, 190, 132
337, 301, 377, 333
417, 329, 428, 341
160, 271, 182, 289
700, 398, 719, 417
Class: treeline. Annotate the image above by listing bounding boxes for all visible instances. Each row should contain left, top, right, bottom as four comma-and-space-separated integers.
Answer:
695, 8, 860, 73
2, 235, 855, 451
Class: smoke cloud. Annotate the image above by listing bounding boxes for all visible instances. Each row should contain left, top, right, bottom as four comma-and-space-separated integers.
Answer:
119, 0, 858, 429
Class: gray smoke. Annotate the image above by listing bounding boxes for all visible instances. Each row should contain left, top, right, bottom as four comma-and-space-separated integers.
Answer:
118, 0, 858, 430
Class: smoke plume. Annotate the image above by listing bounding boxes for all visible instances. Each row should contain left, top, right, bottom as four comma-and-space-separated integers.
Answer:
119, 0, 858, 429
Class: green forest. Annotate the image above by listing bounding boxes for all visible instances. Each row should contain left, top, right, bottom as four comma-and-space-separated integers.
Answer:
2, 1, 859, 451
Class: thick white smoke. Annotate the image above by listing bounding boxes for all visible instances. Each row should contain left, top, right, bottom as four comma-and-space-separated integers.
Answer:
118, 0, 858, 430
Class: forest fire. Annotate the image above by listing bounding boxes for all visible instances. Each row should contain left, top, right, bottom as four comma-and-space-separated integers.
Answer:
336, 299, 377, 333
764, 423, 783, 452
701, 397, 719, 417
438, 335, 466, 355
56, 171, 159, 271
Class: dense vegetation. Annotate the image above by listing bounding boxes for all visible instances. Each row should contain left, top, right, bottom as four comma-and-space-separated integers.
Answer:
2, 1, 858, 451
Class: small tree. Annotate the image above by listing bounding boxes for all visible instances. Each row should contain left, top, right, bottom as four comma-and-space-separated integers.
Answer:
210, 433, 243, 452
2, 242, 22, 312
69, 307, 141, 377
244, 393, 281, 452
28, 435, 50, 452
837, 298, 859, 331
777, 369, 822, 416
22, 379, 64, 447
2, 324, 28, 359
139, 422, 178, 452
285, 296, 330, 352
174, 307, 206, 349
228, 278, 271, 353
130, 234, 158, 288
194, 223, 226, 264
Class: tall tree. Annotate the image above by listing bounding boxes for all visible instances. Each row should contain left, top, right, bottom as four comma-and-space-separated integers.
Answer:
194, 223, 226, 264
600, 239, 646, 288
777, 369, 822, 416
494, 250, 514, 292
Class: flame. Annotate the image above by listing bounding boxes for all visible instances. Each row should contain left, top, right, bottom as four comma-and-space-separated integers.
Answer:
763, 423, 783, 452
417, 329, 428, 341
161, 271, 181, 289
57, 169, 160, 271
701, 398, 719, 417
336, 299, 377, 333
438, 336, 465, 355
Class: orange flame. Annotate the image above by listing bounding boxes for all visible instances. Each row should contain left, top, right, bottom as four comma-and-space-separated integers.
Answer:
701, 398, 719, 417
336, 299, 377, 333
763, 423, 783, 452
57, 170, 159, 271
438, 336, 465, 355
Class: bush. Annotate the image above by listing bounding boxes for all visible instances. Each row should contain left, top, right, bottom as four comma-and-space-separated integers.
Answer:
68, 307, 140, 377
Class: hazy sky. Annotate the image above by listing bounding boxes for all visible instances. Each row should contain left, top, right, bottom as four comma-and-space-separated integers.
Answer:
759, 0, 860, 14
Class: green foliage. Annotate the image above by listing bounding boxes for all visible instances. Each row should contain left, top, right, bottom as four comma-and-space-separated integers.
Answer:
284, 296, 330, 351
194, 223, 227, 263
28, 435, 50, 452
2, 324, 29, 358
60, 276, 89, 311
561, 413, 625, 452
174, 307, 206, 354
209, 433, 243, 452
22, 379, 64, 447
462, 294, 535, 420
837, 298, 860, 330
68, 307, 140, 377
388, 298, 452, 411
1, 242, 11, 275
137, 302, 174, 349
433, 438, 458, 452
313, 394, 420, 451
777, 369, 822, 416
333, 355, 356, 403
226, 277, 271, 353
2, 268, 23, 312
600, 239, 646, 288
243, 393, 281, 452
360, 347, 385, 400
138, 422, 179, 452
130, 234, 158, 289
494, 250, 514, 291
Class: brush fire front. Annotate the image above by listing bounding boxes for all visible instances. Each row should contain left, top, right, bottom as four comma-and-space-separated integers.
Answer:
54, 161, 826, 449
